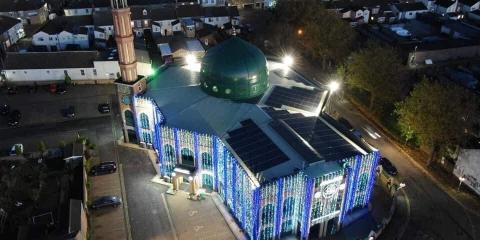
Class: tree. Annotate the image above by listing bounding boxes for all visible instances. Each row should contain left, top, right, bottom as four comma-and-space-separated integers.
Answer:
344, 44, 409, 111
64, 73, 72, 85
396, 78, 479, 165
38, 141, 46, 155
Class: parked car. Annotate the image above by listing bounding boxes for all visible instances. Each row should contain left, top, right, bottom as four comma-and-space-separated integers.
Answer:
0, 104, 10, 116
56, 85, 67, 94
62, 106, 75, 118
7, 87, 17, 95
90, 196, 122, 209
8, 110, 21, 127
98, 104, 110, 114
338, 117, 354, 131
380, 157, 398, 176
90, 163, 117, 175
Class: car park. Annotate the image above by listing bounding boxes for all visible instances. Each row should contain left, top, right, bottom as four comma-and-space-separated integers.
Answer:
8, 110, 21, 127
90, 196, 122, 209
0, 104, 10, 116
380, 157, 398, 176
62, 106, 75, 119
98, 104, 111, 114
90, 162, 117, 176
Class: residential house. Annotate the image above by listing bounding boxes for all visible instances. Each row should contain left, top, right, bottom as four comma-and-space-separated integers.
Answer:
131, 6, 179, 37
468, 9, 480, 20
417, 0, 437, 11
93, 10, 115, 39
392, 2, 429, 20
200, 0, 227, 7
203, 7, 232, 27
0, 0, 49, 25
64, 0, 110, 16
459, 0, 480, 12
32, 16, 94, 51
176, 5, 204, 37
151, 8, 181, 36
441, 20, 480, 39
1, 50, 120, 84
0, 16, 25, 49
340, 7, 370, 25
433, 0, 460, 14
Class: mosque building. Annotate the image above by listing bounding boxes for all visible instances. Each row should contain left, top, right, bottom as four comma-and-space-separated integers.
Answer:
111, 2, 380, 239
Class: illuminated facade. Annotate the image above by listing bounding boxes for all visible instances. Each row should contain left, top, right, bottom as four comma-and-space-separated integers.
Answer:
124, 37, 380, 239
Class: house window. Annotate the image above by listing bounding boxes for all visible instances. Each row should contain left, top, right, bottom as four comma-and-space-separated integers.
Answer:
142, 132, 152, 143
38, 37, 44, 41
49, 37, 52, 40
93, 69, 97, 76
12, 71, 16, 74
64, 70, 68, 75
209, 17, 213, 22
46, 70, 50, 74
80, 70, 85, 75
24, 71, 27, 74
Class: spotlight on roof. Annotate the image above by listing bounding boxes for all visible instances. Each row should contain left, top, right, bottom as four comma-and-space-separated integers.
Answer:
328, 81, 340, 92
282, 55, 294, 67
185, 54, 197, 65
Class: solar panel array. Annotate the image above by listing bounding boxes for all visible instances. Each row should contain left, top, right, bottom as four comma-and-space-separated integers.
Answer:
226, 119, 289, 173
264, 86, 324, 113
264, 107, 360, 162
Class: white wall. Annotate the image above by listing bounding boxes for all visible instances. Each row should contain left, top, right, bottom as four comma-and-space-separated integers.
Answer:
5, 22, 25, 46
152, 20, 177, 36
202, 16, 230, 27
454, 149, 480, 196
33, 31, 90, 50
64, 8, 92, 16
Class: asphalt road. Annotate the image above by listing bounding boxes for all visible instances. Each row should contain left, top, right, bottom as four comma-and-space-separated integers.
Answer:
330, 92, 480, 240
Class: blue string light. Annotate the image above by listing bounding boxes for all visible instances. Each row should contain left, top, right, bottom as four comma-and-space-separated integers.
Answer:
275, 178, 284, 237
213, 137, 219, 190
365, 151, 380, 204
301, 177, 313, 239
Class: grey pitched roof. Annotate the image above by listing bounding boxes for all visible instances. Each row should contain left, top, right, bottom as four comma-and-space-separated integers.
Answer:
66, 0, 110, 9
38, 16, 93, 34
227, 6, 239, 17
131, 6, 176, 20
176, 4, 203, 18
394, 2, 427, 11
5, 51, 100, 69
204, 6, 229, 17
0, 16, 21, 33
0, 0, 45, 12
459, 0, 480, 6
93, 10, 113, 26
435, 0, 457, 8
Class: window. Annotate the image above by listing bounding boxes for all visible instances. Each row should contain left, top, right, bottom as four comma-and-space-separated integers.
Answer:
38, 37, 44, 41
142, 132, 152, 143
64, 70, 68, 75
12, 71, 15, 74
80, 70, 85, 75
209, 17, 213, 22
49, 37, 52, 40
181, 148, 194, 166
124, 110, 135, 126
140, 113, 149, 129
46, 70, 50, 74
142, 9, 147, 16
93, 69, 97, 76
24, 71, 27, 74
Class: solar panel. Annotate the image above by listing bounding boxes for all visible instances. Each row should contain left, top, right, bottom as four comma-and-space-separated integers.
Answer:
226, 119, 289, 173
265, 86, 325, 113
264, 108, 360, 162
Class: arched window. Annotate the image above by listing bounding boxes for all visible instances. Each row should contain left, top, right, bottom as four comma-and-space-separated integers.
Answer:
142, 132, 152, 143
124, 110, 134, 127
201, 152, 212, 170
163, 144, 176, 174
260, 226, 274, 240
202, 174, 213, 189
261, 204, 275, 225
283, 197, 295, 219
181, 148, 194, 166
140, 113, 149, 129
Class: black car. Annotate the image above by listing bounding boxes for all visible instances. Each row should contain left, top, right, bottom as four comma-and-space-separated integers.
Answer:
7, 87, 17, 95
8, 110, 21, 127
380, 157, 398, 176
98, 104, 110, 114
90, 163, 116, 176
0, 104, 10, 116
62, 106, 75, 118
90, 196, 122, 209
56, 85, 67, 94
338, 117, 354, 131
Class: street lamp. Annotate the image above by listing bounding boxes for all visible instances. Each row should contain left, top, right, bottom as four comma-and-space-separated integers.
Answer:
297, 29, 303, 36
397, 182, 406, 191
458, 176, 466, 191
282, 55, 294, 68
328, 81, 340, 93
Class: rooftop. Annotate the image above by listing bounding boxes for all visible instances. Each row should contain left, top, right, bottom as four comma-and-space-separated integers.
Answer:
0, 16, 21, 33
4, 50, 116, 70
144, 60, 373, 180
393, 2, 427, 12
38, 16, 93, 35
0, 0, 45, 12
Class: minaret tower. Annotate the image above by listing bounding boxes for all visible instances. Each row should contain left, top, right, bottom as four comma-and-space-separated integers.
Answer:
112, 0, 146, 143
111, 0, 137, 82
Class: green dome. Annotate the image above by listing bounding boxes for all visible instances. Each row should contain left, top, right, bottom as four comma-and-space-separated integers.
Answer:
200, 37, 268, 100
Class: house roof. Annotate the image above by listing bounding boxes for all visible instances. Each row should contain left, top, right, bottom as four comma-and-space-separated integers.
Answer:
0, 0, 45, 12
38, 16, 93, 34
470, 9, 480, 15
176, 5, 203, 18
203, 6, 229, 17
0, 16, 21, 34
66, 0, 109, 9
93, 10, 113, 26
4, 51, 101, 69
227, 6, 239, 17
459, 0, 480, 6
435, 0, 457, 8
131, 6, 176, 20
393, 2, 427, 11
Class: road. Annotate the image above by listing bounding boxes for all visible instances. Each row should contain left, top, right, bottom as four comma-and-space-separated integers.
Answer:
326, 86, 480, 239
